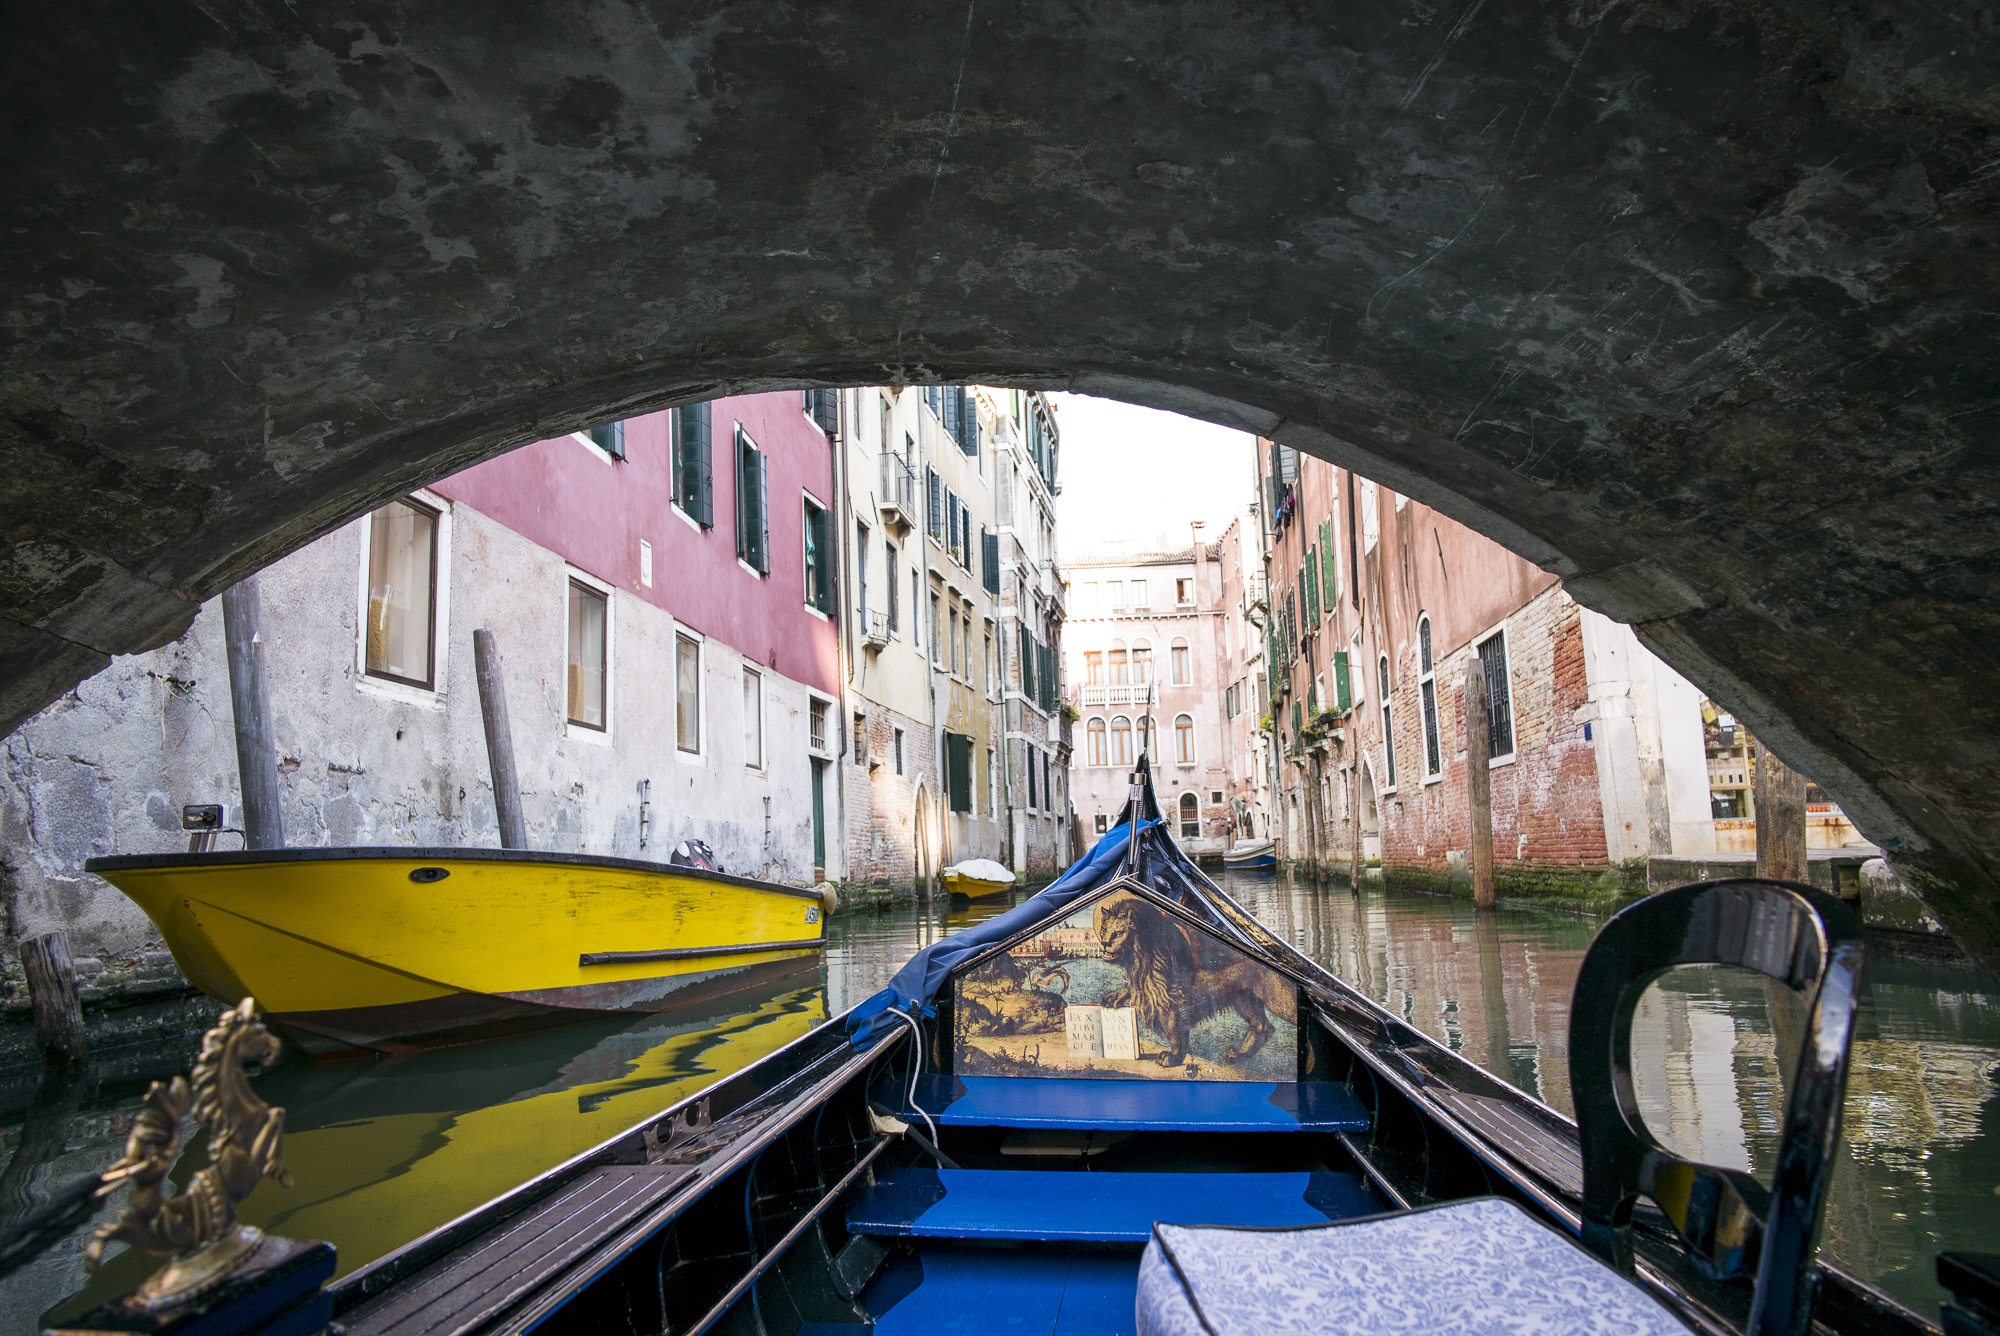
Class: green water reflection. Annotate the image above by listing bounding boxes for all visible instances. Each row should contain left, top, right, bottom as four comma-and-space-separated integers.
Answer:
4, 878, 1994, 1326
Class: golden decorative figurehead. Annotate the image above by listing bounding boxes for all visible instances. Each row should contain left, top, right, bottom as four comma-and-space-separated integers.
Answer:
86, 998, 293, 1309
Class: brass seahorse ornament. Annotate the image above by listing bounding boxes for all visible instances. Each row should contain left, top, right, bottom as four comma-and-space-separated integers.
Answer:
86, 998, 293, 1310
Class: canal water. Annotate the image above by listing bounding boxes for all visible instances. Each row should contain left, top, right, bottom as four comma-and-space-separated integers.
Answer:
5, 874, 1996, 1328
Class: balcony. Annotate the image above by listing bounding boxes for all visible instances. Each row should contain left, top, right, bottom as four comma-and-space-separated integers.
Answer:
862, 611, 891, 652
879, 453, 916, 532
1078, 682, 1157, 707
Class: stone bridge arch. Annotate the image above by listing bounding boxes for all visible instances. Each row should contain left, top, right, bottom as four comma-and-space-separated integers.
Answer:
4, 1, 1995, 965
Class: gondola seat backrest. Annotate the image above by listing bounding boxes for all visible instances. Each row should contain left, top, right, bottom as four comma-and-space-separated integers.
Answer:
1570, 877, 1865, 1336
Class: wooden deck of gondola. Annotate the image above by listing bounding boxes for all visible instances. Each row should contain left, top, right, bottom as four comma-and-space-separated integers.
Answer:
342, 1166, 695, 1336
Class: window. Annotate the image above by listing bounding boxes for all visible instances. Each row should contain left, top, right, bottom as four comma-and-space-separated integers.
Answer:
1179, 791, 1200, 838
1108, 580, 1125, 610
803, 496, 832, 612
365, 497, 439, 689
1044, 753, 1052, 810
1360, 477, 1380, 553
984, 630, 994, 695
567, 580, 608, 731
735, 427, 769, 573
1131, 642, 1152, 684
673, 403, 713, 526
1110, 716, 1134, 766
1132, 579, 1149, 609
1176, 578, 1194, 607
1477, 631, 1516, 760
946, 732, 974, 813
1137, 714, 1155, 757
1170, 639, 1191, 686
1175, 713, 1196, 765
1095, 813, 1109, 834
930, 592, 943, 667
742, 667, 763, 767
927, 466, 944, 540
912, 570, 921, 647
853, 709, 867, 760
1085, 651, 1104, 685
949, 609, 960, 676
885, 542, 899, 631
894, 727, 906, 775
1419, 614, 1442, 779
587, 419, 626, 460
1210, 790, 1223, 804
987, 747, 997, 816
855, 521, 870, 623
676, 634, 701, 753
1087, 718, 1107, 766
1379, 653, 1397, 789
809, 698, 828, 752
1028, 745, 1038, 808
1109, 647, 1129, 685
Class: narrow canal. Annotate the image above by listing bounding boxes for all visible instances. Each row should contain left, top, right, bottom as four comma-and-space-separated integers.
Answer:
6, 874, 1996, 1328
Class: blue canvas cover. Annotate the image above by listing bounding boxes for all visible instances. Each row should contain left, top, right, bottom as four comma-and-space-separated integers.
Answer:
845, 818, 1160, 1052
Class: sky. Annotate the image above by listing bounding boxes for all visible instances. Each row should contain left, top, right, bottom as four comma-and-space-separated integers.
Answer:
1049, 394, 1258, 562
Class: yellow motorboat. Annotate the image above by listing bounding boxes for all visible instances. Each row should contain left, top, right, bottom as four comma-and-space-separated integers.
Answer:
940, 857, 1017, 899
84, 848, 829, 1054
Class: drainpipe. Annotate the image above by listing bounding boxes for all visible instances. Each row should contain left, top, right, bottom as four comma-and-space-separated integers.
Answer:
829, 387, 851, 891
220, 576, 284, 851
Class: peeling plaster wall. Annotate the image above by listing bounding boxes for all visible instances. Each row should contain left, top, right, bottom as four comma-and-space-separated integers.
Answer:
0, 507, 828, 1003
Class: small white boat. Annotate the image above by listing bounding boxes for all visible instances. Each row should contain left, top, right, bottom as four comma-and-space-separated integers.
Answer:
1222, 838, 1277, 870
941, 858, 1017, 899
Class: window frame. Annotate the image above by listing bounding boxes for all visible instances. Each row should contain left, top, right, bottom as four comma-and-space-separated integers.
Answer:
1109, 715, 1134, 767
564, 570, 614, 741
1379, 652, 1397, 793
735, 423, 770, 576
1178, 790, 1200, 838
1169, 638, 1191, 686
1476, 626, 1518, 766
675, 631, 704, 760
1175, 577, 1194, 607
356, 491, 450, 701
670, 403, 715, 529
802, 491, 833, 615
741, 663, 764, 771
808, 695, 831, 757
1086, 717, 1108, 767
1419, 613, 1443, 783
1174, 712, 1197, 766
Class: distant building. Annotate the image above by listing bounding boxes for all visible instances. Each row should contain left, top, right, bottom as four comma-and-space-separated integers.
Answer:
1254, 437, 1748, 903
1063, 544, 1238, 856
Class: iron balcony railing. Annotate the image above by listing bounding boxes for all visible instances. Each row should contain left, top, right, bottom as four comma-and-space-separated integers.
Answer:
879, 452, 916, 526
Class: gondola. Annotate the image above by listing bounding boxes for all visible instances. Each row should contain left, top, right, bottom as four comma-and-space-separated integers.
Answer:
316, 758, 1952, 1336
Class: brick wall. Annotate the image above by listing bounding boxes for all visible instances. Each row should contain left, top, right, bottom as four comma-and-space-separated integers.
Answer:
1374, 587, 1630, 909
842, 700, 935, 901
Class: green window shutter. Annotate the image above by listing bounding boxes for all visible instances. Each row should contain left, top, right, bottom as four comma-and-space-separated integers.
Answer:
679, 403, 713, 527
1305, 548, 1320, 625
947, 733, 973, 812
1291, 701, 1303, 753
1320, 520, 1336, 603
1020, 626, 1035, 697
1334, 650, 1352, 713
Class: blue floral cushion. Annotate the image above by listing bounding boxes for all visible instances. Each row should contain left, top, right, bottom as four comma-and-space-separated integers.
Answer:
1137, 1197, 1690, 1335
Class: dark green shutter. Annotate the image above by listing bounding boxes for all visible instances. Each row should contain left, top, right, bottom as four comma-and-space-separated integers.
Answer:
1305, 548, 1320, 625
1020, 626, 1035, 698
1334, 650, 1351, 712
1319, 520, 1336, 602
947, 733, 973, 813
678, 403, 713, 526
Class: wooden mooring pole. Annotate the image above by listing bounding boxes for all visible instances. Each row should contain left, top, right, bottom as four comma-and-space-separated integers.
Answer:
20, 932, 87, 1070
1465, 661, 1496, 912
220, 576, 285, 851
473, 629, 529, 850
1754, 746, 1810, 884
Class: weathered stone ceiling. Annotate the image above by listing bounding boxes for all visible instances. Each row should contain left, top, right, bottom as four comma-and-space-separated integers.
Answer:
4, 0, 1996, 964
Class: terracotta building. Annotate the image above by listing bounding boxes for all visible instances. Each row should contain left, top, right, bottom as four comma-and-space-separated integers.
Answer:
1254, 439, 1724, 905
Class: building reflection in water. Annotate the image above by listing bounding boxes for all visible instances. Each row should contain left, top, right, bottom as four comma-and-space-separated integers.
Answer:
1230, 875, 2000, 1317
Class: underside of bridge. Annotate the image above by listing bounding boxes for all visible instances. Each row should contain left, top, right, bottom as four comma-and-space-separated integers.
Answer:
4, 1, 1995, 967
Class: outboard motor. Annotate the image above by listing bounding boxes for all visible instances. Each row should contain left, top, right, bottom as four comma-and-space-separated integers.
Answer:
669, 839, 722, 873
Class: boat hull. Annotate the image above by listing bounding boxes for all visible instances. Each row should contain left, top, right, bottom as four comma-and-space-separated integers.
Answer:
941, 872, 1014, 899
1222, 840, 1276, 870
85, 848, 828, 1054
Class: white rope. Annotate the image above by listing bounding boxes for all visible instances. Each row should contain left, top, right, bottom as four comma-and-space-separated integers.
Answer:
892, 1006, 942, 1148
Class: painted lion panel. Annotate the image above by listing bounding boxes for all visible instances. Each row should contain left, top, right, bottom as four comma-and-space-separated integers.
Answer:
953, 890, 1298, 1081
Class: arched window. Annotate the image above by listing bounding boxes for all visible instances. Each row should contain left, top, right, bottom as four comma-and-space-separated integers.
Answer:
1131, 640, 1153, 683
1418, 614, 1442, 778
1379, 653, 1397, 789
1084, 651, 1104, 685
1174, 713, 1196, 765
1169, 637, 1191, 685
1086, 717, 1107, 767
1110, 715, 1134, 766
1137, 713, 1156, 757
1109, 644, 1129, 686
1178, 791, 1200, 838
